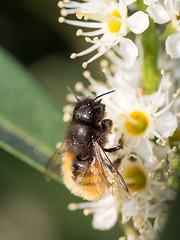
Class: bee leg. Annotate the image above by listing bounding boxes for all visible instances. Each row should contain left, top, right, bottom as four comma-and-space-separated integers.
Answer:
103, 134, 124, 153
103, 144, 123, 152
101, 119, 112, 132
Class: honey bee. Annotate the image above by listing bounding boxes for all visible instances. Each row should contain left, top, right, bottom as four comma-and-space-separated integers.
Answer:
46, 89, 130, 201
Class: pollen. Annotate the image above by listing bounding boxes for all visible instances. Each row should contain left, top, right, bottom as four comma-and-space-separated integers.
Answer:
125, 111, 149, 136
70, 53, 77, 59
82, 62, 88, 68
108, 10, 122, 34
125, 166, 147, 191
76, 11, 84, 19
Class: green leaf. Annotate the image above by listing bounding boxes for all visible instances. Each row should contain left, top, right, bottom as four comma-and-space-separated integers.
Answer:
0, 47, 66, 173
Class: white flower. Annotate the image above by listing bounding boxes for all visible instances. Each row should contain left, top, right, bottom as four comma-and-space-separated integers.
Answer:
146, 2, 170, 24
104, 36, 143, 86
120, 155, 176, 239
63, 70, 179, 239
143, 0, 158, 6
68, 195, 119, 230
165, 32, 180, 59
66, 145, 176, 239
83, 71, 178, 161
154, 213, 168, 232
145, 0, 180, 58
58, 0, 149, 67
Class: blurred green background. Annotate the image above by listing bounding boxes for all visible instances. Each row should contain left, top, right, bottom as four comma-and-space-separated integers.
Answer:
0, 1, 180, 240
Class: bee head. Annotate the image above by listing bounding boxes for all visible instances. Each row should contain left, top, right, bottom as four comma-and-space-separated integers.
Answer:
72, 90, 115, 124
73, 98, 105, 124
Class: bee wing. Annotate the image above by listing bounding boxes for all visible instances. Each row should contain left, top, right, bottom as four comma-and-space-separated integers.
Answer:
44, 143, 65, 182
92, 140, 130, 202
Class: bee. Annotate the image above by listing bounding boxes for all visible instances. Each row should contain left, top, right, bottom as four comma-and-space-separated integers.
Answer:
46, 89, 130, 202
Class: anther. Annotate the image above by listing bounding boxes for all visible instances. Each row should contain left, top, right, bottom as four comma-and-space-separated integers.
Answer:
75, 82, 84, 92
172, 146, 177, 152
83, 209, 90, 216
58, 17, 65, 23
146, 196, 152, 201
161, 159, 167, 166
70, 53, 77, 59
168, 169, 173, 174
110, 64, 117, 73
93, 37, 99, 43
63, 104, 73, 113
135, 205, 141, 210
132, 191, 138, 198
63, 112, 71, 122
76, 29, 83, 36
57, 1, 63, 8
61, 8, 68, 17
83, 71, 91, 78
66, 93, 75, 102
119, 237, 126, 240
148, 173, 154, 179
76, 11, 83, 19
82, 62, 88, 68
160, 185, 166, 191
162, 141, 167, 146
152, 158, 157, 163
100, 59, 108, 68
87, 85, 94, 92
68, 203, 78, 211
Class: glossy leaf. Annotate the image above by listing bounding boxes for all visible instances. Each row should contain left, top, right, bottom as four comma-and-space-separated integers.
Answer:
0, 47, 65, 173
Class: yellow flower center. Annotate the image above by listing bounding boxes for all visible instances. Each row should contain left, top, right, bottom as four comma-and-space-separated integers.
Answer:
125, 166, 147, 191
125, 111, 149, 136
108, 10, 122, 33
176, 12, 180, 20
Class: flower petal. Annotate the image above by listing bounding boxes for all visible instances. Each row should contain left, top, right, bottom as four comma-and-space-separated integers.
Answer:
121, 198, 137, 223
154, 213, 168, 232
143, 0, 157, 5
115, 37, 138, 66
146, 3, 170, 24
92, 206, 118, 230
126, 11, 149, 34
155, 112, 178, 138
165, 33, 180, 59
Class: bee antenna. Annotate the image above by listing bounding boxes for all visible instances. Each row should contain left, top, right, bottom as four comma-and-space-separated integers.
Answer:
67, 86, 80, 101
93, 90, 115, 102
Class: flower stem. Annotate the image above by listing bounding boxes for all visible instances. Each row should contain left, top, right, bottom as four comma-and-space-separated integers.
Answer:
142, 19, 160, 95
136, 1, 160, 95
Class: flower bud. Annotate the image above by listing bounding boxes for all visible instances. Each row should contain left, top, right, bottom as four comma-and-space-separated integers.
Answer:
170, 158, 180, 175
168, 175, 180, 192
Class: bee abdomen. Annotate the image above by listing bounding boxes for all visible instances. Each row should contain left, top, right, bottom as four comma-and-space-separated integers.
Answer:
62, 152, 105, 201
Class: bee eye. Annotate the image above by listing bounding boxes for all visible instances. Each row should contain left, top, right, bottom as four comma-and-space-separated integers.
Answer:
88, 105, 102, 115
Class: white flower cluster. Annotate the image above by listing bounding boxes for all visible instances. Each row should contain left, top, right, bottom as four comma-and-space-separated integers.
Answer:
59, 0, 180, 239
145, 0, 180, 59
58, 0, 149, 68
65, 61, 179, 239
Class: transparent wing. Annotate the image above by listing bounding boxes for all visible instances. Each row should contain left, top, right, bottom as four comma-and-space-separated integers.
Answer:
44, 143, 65, 182
92, 140, 130, 202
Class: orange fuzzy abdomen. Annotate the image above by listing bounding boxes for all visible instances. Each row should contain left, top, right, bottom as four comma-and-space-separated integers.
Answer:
62, 152, 105, 201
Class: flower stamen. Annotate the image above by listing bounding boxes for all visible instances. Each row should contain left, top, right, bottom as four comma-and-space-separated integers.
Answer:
125, 111, 149, 136
124, 166, 147, 191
